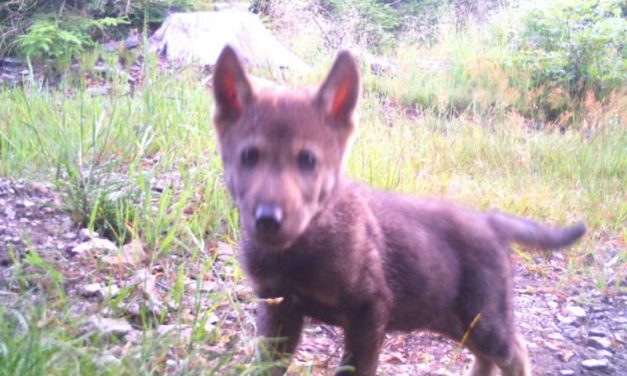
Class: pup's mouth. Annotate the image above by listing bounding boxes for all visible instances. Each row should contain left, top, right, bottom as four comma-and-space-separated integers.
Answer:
252, 231, 296, 251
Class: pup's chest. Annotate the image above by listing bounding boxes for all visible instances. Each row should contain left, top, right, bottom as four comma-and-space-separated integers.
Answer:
251, 262, 349, 326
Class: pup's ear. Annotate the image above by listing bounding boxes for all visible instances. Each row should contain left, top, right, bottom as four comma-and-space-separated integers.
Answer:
314, 50, 360, 126
213, 45, 254, 127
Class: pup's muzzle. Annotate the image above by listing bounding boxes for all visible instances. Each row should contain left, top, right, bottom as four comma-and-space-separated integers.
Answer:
254, 203, 283, 234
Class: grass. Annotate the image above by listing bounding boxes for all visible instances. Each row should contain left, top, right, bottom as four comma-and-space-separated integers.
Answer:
1, 6, 626, 375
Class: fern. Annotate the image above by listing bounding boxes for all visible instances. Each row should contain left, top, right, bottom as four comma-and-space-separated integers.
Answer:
17, 16, 128, 68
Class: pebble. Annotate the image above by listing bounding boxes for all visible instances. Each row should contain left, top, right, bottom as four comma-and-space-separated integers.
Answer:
102, 239, 145, 267
559, 315, 579, 326
547, 332, 565, 341
79, 228, 98, 240
586, 336, 612, 350
157, 324, 177, 336
581, 358, 609, 369
565, 305, 587, 319
204, 313, 219, 332
84, 284, 120, 298
81, 283, 102, 297
96, 354, 121, 367
90, 317, 133, 337
62, 232, 77, 240
165, 359, 177, 368
588, 326, 609, 337
124, 329, 142, 344
559, 370, 575, 376
545, 341, 560, 351
558, 350, 575, 362
70, 238, 118, 256
564, 328, 580, 340
21, 199, 35, 208
4, 207, 16, 220
104, 285, 121, 297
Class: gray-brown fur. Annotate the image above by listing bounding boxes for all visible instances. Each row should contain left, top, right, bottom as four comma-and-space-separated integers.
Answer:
212, 45, 586, 376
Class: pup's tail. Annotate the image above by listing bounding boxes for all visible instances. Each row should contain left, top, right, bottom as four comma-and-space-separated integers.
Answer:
487, 211, 586, 250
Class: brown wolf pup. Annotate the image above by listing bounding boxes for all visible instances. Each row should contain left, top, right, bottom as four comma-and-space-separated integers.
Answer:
211, 45, 586, 376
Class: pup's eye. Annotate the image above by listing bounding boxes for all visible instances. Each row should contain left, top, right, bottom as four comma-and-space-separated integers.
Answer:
297, 150, 316, 172
241, 147, 260, 167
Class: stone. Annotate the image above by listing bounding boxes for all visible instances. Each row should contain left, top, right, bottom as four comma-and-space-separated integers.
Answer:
62, 232, 77, 240
558, 350, 575, 362
559, 315, 579, 326
129, 269, 164, 315
588, 326, 609, 337
102, 239, 145, 267
100, 284, 121, 298
545, 341, 560, 351
124, 329, 142, 344
586, 336, 612, 350
70, 238, 118, 256
79, 228, 98, 240
548, 332, 565, 341
81, 283, 102, 297
21, 199, 35, 208
204, 313, 219, 332
564, 328, 580, 340
149, 11, 309, 72
559, 370, 575, 376
4, 207, 16, 220
581, 358, 609, 369
157, 324, 177, 336
96, 354, 121, 367
90, 317, 133, 337
565, 305, 586, 319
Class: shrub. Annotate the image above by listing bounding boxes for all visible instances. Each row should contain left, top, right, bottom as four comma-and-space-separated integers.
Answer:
367, 0, 626, 125
319, 0, 401, 50
507, 0, 626, 113
17, 16, 126, 69
313, 1, 503, 51
0, 0, 207, 64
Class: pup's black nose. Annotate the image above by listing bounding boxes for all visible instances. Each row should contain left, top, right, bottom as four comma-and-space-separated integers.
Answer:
254, 204, 283, 233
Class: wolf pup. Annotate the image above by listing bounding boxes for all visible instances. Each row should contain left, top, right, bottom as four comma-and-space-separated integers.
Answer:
211, 45, 586, 376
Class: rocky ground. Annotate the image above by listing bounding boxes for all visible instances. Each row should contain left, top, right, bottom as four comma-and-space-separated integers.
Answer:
0, 176, 625, 375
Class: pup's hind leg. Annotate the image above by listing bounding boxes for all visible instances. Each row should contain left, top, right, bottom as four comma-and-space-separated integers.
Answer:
496, 333, 531, 376
459, 308, 531, 376
466, 355, 497, 376
466, 330, 530, 376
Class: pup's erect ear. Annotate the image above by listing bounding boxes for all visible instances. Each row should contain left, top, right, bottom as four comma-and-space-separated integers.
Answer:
314, 50, 360, 126
213, 45, 254, 125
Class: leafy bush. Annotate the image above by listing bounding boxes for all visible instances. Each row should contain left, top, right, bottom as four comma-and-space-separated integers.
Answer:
314, 0, 501, 51
319, 0, 401, 50
368, 0, 625, 125
507, 0, 626, 114
17, 16, 126, 68
85, 0, 208, 25
0, 0, 207, 64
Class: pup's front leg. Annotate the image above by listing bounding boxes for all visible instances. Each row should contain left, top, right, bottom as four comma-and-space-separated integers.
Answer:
337, 304, 387, 376
255, 300, 304, 376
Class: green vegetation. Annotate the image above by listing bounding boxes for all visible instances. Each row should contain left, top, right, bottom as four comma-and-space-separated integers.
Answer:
1, 0, 209, 67
0, 0, 625, 374
367, 0, 626, 123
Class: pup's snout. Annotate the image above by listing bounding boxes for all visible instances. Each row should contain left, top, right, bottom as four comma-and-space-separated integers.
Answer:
254, 204, 283, 234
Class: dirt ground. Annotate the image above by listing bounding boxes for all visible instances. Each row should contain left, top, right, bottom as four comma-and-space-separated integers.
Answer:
0, 177, 625, 375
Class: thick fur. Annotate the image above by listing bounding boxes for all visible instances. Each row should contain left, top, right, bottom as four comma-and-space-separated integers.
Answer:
212, 45, 586, 376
